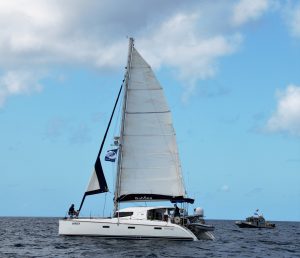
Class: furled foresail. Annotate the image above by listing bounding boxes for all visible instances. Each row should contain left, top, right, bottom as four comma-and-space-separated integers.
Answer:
85, 157, 108, 195
78, 81, 124, 212
116, 46, 191, 203
78, 155, 108, 212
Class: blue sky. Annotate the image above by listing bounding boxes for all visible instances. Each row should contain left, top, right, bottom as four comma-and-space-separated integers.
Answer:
0, 0, 299, 221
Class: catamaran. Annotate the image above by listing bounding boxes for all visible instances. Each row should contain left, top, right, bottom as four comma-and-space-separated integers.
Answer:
59, 38, 214, 240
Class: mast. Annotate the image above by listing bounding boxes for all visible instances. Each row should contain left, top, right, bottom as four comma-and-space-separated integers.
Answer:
113, 37, 134, 213
113, 40, 193, 205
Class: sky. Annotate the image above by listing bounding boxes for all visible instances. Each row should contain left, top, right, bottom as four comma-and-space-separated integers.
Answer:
0, 0, 299, 221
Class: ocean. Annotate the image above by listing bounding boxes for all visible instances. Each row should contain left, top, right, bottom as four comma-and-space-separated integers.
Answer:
0, 217, 299, 257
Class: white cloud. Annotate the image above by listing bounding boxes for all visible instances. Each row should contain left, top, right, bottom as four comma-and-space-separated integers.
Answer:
290, 7, 300, 37
0, 0, 251, 106
283, 2, 300, 38
0, 70, 43, 107
137, 13, 242, 102
266, 85, 300, 136
232, 0, 270, 26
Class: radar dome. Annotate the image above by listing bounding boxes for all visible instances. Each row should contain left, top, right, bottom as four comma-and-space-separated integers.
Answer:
194, 207, 204, 216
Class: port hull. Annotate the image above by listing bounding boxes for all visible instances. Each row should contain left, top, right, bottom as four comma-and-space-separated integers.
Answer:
59, 218, 200, 240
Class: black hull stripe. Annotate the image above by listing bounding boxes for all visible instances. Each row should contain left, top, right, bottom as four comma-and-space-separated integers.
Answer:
62, 219, 176, 228
61, 235, 194, 241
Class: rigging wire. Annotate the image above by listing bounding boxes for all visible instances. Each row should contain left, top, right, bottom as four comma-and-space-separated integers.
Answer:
102, 192, 107, 217
111, 84, 123, 192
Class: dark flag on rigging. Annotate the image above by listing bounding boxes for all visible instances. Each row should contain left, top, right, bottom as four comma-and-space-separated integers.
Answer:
105, 149, 118, 162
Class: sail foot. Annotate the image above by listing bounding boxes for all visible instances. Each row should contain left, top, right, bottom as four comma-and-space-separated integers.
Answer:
117, 194, 194, 204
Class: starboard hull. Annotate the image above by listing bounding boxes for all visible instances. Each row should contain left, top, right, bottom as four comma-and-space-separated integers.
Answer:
59, 218, 214, 240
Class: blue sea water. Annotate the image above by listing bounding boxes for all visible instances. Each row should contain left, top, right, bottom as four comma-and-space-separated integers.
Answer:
0, 217, 299, 257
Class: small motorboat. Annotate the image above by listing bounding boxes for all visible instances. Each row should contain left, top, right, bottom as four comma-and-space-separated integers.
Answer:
235, 214, 275, 229
188, 223, 215, 231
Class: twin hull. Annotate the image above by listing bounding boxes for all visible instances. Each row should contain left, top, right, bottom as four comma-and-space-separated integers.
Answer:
59, 218, 200, 241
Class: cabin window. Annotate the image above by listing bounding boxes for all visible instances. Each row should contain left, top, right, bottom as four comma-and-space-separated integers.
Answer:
147, 209, 164, 221
154, 227, 162, 230
128, 226, 135, 229
147, 210, 155, 220
102, 225, 110, 228
114, 212, 133, 218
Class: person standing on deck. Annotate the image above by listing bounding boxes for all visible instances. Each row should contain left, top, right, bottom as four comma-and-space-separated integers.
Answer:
68, 204, 78, 218
174, 204, 180, 217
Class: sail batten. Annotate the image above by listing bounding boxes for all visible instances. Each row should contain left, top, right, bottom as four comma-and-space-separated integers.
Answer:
116, 45, 187, 202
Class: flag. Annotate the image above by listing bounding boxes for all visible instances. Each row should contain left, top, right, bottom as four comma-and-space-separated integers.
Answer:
105, 149, 118, 162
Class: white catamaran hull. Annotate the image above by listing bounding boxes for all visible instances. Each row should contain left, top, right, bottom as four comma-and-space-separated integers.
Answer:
59, 218, 206, 241
60, 39, 215, 242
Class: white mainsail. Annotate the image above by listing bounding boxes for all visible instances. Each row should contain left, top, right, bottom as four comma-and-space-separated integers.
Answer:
116, 44, 186, 202
78, 39, 192, 213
